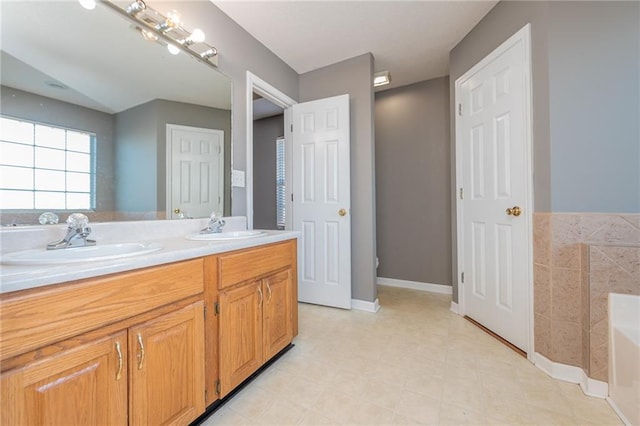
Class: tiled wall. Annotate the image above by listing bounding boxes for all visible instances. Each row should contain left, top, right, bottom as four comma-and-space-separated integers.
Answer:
533, 213, 640, 381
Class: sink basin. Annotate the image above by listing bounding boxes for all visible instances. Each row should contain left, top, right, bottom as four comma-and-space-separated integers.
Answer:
1, 242, 162, 265
185, 230, 266, 241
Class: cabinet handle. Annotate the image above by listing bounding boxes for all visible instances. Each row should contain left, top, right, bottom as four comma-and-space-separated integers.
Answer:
257, 285, 263, 307
137, 333, 145, 370
115, 341, 123, 381
266, 282, 272, 304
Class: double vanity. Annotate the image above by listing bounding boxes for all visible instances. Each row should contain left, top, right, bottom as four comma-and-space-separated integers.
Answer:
0, 218, 299, 425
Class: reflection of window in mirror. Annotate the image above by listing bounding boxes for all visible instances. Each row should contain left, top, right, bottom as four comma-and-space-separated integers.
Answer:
0, 115, 96, 211
276, 137, 286, 230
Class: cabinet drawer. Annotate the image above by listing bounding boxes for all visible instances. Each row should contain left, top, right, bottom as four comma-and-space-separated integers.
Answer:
218, 241, 293, 289
0, 259, 204, 361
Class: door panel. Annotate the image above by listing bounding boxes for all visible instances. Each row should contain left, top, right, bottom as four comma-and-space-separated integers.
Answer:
168, 125, 224, 219
129, 302, 204, 426
1, 332, 127, 426
458, 27, 531, 352
263, 270, 293, 360
218, 283, 263, 396
293, 94, 351, 309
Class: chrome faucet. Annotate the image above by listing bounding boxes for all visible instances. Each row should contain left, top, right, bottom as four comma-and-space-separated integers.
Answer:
200, 212, 225, 234
47, 213, 96, 250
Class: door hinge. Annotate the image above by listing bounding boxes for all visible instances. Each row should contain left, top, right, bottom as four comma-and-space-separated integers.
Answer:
214, 302, 220, 315
215, 380, 221, 395
204, 305, 207, 319
458, 103, 462, 116
291, 193, 293, 202
205, 389, 208, 400
461, 272, 465, 283
218, 146, 221, 155
459, 188, 464, 200
291, 124, 293, 132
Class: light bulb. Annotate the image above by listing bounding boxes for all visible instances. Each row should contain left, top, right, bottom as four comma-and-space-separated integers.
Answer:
166, 10, 181, 28
78, 0, 96, 10
189, 28, 205, 44
141, 29, 158, 42
167, 44, 180, 55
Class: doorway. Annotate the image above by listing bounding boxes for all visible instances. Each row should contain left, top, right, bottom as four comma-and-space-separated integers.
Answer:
454, 24, 534, 355
252, 94, 285, 230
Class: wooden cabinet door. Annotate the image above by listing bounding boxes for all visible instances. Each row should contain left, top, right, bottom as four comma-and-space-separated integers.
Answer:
218, 282, 263, 396
129, 302, 204, 426
0, 331, 127, 426
263, 269, 293, 360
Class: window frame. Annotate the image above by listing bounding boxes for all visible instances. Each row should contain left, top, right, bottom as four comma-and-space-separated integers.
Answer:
0, 114, 97, 212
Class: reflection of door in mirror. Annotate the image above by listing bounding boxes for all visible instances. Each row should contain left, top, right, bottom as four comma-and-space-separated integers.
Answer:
252, 94, 285, 230
167, 125, 224, 220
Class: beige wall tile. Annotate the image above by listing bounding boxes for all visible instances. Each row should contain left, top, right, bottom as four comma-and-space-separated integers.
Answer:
552, 242, 582, 269
551, 268, 582, 322
534, 313, 551, 357
584, 215, 640, 245
589, 343, 608, 382
533, 213, 552, 266
534, 264, 551, 316
551, 320, 582, 366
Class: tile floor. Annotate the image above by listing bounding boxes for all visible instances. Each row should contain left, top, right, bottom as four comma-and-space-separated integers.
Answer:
203, 285, 623, 425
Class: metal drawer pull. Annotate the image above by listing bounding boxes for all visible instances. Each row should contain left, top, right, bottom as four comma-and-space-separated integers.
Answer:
267, 282, 272, 303
115, 341, 123, 380
137, 333, 145, 370
258, 285, 263, 307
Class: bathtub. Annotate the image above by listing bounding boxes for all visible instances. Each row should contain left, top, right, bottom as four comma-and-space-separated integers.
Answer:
608, 293, 640, 426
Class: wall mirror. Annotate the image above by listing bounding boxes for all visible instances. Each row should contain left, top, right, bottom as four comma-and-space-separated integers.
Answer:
0, 1, 232, 223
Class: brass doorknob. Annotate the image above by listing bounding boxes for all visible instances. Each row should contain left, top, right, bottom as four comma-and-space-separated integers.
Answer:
338, 208, 347, 217
173, 208, 181, 214
506, 206, 522, 217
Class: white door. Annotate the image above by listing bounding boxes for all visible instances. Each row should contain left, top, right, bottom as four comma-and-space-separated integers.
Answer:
292, 94, 351, 309
167, 124, 224, 219
456, 25, 532, 352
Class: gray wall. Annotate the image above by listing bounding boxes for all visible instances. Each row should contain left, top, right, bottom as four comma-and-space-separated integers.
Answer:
253, 114, 284, 229
1, 86, 116, 216
115, 99, 232, 215
375, 77, 451, 286
166, 1, 300, 217
449, 0, 640, 300
299, 53, 378, 303
548, 1, 639, 213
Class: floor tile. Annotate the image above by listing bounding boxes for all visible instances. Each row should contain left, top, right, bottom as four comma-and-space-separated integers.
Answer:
201, 286, 623, 425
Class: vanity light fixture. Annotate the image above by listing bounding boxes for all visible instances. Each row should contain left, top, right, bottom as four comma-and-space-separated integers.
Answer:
78, 0, 97, 10
100, 0, 220, 67
167, 43, 180, 55
373, 70, 391, 87
125, 0, 146, 16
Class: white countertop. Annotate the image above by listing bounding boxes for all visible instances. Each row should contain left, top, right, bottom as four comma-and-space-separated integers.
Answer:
0, 218, 299, 294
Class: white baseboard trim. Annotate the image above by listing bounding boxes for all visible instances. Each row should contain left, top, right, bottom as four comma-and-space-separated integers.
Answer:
606, 396, 632, 426
351, 298, 380, 313
450, 301, 459, 314
377, 277, 452, 295
532, 352, 608, 398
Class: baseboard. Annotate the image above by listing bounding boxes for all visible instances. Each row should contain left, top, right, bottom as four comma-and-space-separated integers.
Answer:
532, 352, 608, 398
450, 301, 459, 314
351, 298, 380, 313
606, 397, 632, 426
377, 277, 452, 295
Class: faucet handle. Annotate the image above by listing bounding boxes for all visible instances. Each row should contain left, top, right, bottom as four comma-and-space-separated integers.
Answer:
67, 213, 90, 230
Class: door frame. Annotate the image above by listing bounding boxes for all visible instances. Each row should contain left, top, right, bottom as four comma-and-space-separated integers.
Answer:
245, 71, 296, 229
165, 124, 224, 220
454, 24, 535, 359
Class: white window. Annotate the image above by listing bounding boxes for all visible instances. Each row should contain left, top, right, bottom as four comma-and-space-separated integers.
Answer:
0, 116, 96, 211
276, 137, 286, 230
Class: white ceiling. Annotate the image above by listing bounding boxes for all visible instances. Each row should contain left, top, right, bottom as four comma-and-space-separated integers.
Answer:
213, 0, 498, 91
